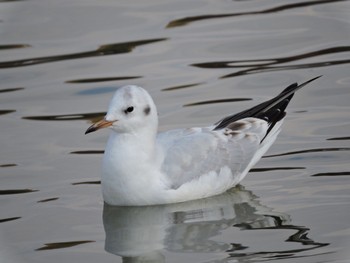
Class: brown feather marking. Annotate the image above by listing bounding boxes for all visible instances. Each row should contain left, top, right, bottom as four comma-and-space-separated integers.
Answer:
227, 121, 247, 131
224, 130, 242, 138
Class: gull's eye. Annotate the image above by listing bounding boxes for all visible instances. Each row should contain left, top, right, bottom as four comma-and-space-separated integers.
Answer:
124, 106, 134, 114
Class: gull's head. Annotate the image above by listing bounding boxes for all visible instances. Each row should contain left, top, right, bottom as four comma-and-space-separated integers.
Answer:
85, 85, 158, 135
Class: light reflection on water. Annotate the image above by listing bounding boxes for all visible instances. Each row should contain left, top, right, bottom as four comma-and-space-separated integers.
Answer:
1, 0, 349, 262
103, 186, 328, 263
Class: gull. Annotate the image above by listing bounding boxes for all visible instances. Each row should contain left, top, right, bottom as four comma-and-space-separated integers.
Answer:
85, 76, 320, 206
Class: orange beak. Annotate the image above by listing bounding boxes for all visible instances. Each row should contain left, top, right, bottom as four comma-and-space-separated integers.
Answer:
85, 119, 115, 134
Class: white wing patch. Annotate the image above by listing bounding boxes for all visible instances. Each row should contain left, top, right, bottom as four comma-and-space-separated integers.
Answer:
158, 118, 268, 189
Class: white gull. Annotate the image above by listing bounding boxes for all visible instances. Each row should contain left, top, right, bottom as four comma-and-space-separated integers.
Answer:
85, 76, 320, 206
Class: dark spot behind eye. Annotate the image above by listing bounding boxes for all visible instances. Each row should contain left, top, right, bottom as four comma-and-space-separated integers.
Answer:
124, 106, 134, 114
144, 106, 151, 115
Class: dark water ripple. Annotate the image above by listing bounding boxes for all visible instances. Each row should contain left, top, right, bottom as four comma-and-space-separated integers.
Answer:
250, 167, 305, 172
311, 171, 350, 177
37, 197, 59, 203
0, 44, 30, 50
35, 240, 95, 251
66, 76, 142, 84
162, 83, 204, 91
0, 189, 38, 195
233, 218, 330, 261
70, 150, 104, 154
227, 242, 330, 261
0, 38, 167, 69
0, 110, 15, 115
23, 112, 105, 121
193, 46, 350, 68
166, 0, 345, 28
0, 0, 26, 3
0, 164, 17, 167
0, 87, 24, 93
183, 98, 251, 107
0, 217, 21, 223
191, 46, 350, 79
221, 59, 350, 78
327, 136, 350, 141
264, 147, 350, 158
72, 181, 101, 185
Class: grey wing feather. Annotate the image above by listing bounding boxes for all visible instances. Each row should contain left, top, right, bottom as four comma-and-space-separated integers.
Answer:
158, 119, 267, 189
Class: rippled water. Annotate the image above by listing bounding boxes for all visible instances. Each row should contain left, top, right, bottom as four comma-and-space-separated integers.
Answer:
1, 0, 349, 262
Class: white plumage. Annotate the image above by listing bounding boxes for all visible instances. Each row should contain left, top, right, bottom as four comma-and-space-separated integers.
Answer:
85, 77, 320, 206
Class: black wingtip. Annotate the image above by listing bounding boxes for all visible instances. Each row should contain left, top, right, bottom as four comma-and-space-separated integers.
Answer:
281, 75, 322, 95
263, 75, 322, 113
214, 76, 321, 130
297, 75, 322, 90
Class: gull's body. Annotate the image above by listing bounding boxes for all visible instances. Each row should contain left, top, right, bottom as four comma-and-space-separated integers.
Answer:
86, 77, 320, 206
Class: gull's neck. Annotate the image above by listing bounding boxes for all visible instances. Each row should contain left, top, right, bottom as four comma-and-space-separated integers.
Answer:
102, 127, 164, 205
106, 127, 157, 161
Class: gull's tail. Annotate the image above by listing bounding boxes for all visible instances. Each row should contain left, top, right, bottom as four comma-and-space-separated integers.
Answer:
214, 76, 322, 139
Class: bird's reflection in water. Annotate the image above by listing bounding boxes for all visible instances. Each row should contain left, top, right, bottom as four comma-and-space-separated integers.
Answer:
103, 185, 328, 263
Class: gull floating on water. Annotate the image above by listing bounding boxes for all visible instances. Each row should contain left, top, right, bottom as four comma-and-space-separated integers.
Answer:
86, 76, 320, 206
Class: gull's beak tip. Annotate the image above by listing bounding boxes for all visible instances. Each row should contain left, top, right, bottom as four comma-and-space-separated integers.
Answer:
85, 119, 114, 135
85, 125, 96, 135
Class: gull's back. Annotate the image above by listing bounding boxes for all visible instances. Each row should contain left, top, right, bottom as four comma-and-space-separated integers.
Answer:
157, 76, 321, 197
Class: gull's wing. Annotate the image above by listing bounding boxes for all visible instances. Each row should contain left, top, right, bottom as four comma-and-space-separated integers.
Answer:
158, 118, 268, 189
158, 76, 321, 189
214, 76, 321, 139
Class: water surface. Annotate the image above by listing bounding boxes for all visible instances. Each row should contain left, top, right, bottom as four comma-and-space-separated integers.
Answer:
1, 0, 349, 262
